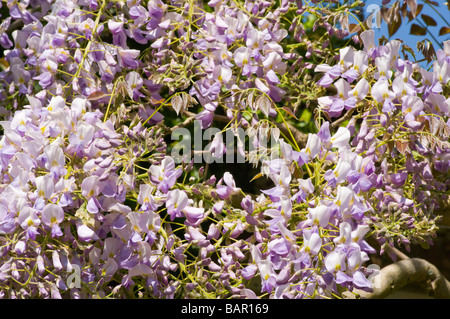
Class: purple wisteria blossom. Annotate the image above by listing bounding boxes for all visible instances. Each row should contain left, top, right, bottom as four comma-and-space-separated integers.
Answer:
41, 204, 65, 237
0, 0, 448, 301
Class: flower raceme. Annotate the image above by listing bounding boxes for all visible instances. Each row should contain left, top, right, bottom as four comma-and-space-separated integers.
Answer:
41, 204, 65, 238
0, 0, 448, 300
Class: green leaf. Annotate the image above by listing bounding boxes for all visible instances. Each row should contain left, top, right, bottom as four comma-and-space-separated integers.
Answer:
303, 13, 317, 30
255, 95, 273, 117
408, 4, 424, 21
401, 0, 408, 18
402, 44, 416, 60
395, 140, 410, 155
349, 23, 361, 33
406, 0, 418, 17
421, 14, 437, 26
417, 39, 436, 62
299, 108, 312, 123
86, 90, 109, 101
410, 23, 426, 35
426, 0, 439, 6
388, 15, 402, 37
387, 1, 402, 37
439, 26, 450, 36
416, 4, 424, 15
281, 107, 298, 120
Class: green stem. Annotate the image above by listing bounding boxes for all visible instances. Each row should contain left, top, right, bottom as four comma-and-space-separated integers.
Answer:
416, 19, 443, 50
103, 76, 123, 122
424, 0, 450, 28
64, 0, 106, 89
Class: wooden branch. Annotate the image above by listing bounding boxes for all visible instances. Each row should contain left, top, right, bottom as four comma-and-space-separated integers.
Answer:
331, 109, 354, 129
273, 121, 308, 148
344, 258, 450, 299
164, 112, 197, 134
384, 242, 410, 261
367, 233, 410, 261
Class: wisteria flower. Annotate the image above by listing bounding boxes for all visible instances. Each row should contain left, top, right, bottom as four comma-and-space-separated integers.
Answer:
41, 203, 64, 237
234, 47, 258, 76
216, 172, 240, 200
0, 0, 448, 301
18, 206, 41, 240
149, 156, 182, 193
166, 189, 189, 220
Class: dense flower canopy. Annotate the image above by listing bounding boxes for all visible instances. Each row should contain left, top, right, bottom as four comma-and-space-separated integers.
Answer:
0, 0, 449, 299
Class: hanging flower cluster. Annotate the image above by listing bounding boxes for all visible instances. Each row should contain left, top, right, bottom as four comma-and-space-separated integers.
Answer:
0, 0, 448, 299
